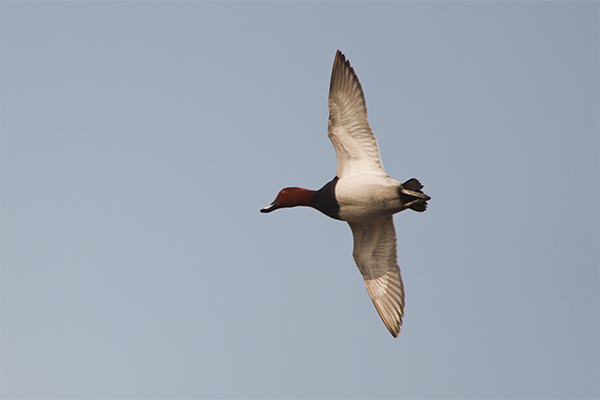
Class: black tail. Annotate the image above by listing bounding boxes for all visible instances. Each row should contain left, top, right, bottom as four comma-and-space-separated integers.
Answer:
400, 178, 430, 212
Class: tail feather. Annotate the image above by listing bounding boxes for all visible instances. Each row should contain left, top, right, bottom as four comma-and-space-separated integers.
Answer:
409, 201, 428, 212
403, 178, 423, 191
400, 178, 430, 212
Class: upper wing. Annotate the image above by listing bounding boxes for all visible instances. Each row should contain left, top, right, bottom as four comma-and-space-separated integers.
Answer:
349, 216, 405, 338
328, 50, 387, 179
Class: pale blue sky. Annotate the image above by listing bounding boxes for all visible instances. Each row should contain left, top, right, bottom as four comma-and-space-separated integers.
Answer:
2, 2, 598, 399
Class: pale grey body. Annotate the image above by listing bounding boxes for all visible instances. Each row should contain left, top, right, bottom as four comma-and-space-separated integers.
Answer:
335, 175, 406, 223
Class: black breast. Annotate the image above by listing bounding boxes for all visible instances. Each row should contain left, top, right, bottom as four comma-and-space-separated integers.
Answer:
312, 176, 341, 220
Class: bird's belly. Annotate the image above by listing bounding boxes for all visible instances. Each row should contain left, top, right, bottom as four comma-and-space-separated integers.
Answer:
335, 176, 404, 222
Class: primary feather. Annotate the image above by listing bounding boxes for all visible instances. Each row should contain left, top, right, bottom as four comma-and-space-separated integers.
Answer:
328, 51, 387, 179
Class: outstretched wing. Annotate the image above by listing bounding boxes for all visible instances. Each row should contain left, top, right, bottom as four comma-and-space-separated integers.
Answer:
328, 50, 387, 179
349, 217, 405, 337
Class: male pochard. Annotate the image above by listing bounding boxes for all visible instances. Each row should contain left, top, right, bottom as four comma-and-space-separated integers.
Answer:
261, 50, 430, 338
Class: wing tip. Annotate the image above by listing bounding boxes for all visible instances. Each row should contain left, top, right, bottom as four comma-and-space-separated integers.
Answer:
330, 50, 347, 92
368, 274, 405, 338
372, 298, 403, 338
334, 49, 346, 65
330, 50, 364, 101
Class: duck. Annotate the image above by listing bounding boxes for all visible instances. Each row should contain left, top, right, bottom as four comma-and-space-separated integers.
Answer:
261, 50, 430, 338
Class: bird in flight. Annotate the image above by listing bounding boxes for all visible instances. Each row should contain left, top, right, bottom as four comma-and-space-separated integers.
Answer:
261, 50, 430, 337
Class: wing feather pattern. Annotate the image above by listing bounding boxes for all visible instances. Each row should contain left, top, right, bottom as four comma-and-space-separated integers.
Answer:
328, 50, 387, 179
349, 217, 405, 337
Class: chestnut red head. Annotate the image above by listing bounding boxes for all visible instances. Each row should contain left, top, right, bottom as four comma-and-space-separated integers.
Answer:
260, 187, 315, 213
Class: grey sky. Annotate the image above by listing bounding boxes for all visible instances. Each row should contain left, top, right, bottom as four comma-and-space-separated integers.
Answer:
2, 2, 598, 399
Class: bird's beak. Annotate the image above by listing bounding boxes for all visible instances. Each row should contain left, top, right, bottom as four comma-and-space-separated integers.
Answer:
260, 201, 280, 213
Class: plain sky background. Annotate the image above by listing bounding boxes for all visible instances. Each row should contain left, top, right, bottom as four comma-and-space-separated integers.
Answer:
1, 2, 598, 399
